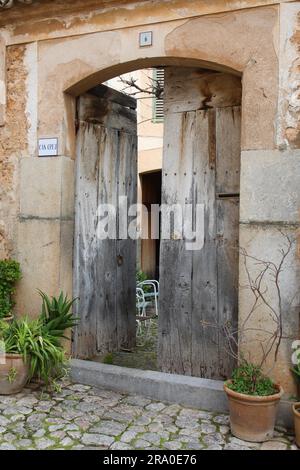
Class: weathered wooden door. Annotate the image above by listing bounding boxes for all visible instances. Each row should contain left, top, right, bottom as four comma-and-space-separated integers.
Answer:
158, 68, 241, 379
73, 85, 137, 359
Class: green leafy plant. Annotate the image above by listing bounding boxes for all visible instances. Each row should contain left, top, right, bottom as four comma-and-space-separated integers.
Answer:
293, 366, 300, 381
7, 367, 17, 384
136, 270, 147, 284
103, 352, 114, 365
0, 259, 21, 319
0, 319, 10, 336
226, 363, 277, 396
38, 290, 78, 345
0, 292, 78, 387
3, 317, 66, 384
136, 270, 151, 293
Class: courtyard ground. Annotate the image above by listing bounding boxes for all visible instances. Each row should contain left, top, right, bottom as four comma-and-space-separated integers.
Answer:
0, 380, 297, 451
97, 318, 158, 371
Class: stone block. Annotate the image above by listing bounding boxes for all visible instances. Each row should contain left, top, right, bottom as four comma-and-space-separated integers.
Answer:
15, 219, 61, 316
240, 150, 300, 224
20, 157, 62, 219
20, 156, 74, 219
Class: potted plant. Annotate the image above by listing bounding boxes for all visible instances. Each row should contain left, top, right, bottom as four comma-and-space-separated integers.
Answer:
0, 259, 21, 322
0, 320, 29, 394
291, 340, 300, 447
224, 363, 283, 442
293, 403, 300, 448
221, 233, 298, 442
0, 291, 78, 395
0, 353, 29, 395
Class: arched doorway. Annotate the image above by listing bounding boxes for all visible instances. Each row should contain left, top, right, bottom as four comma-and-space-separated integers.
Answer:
72, 61, 242, 381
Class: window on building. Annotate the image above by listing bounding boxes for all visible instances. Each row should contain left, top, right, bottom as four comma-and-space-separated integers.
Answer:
152, 68, 164, 123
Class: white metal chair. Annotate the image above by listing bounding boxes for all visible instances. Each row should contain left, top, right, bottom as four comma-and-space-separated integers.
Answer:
136, 287, 152, 336
136, 287, 147, 317
137, 280, 159, 317
136, 287, 153, 336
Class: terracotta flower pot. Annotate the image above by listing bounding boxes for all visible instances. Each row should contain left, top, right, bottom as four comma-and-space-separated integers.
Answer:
224, 382, 283, 442
293, 403, 300, 448
0, 354, 29, 395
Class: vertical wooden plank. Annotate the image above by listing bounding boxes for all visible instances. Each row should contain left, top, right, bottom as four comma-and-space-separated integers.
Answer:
216, 198, 239, 378
116, 130, 137, 350
73, 122, 100, 358
191, 109, 219, 378
216, 106, 241, 195
216, 106, 241, 378
96, 126, 118, 354
158, 111, 194, 375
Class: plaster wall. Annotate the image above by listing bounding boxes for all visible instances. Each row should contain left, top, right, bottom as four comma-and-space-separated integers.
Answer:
239, 150, 300, 392
278, 2, 300, 148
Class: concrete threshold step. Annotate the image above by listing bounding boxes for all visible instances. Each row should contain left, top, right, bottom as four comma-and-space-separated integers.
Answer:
71, 359, 293, 429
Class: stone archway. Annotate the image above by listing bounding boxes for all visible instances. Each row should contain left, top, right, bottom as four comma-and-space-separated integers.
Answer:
36, 6, 278, 159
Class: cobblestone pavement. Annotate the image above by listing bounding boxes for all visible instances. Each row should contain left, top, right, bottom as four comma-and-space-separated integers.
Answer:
0, 380, 297, 450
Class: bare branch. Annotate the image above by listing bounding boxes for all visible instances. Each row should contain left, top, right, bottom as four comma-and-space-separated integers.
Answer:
0, 0, 33, 8
118, 74, 164, 100
201, 230, 299, 372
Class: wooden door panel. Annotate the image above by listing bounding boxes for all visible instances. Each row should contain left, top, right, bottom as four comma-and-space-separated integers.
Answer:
159, 67, 241, 379
159, 108, 220, 376
73, 85, 137, 358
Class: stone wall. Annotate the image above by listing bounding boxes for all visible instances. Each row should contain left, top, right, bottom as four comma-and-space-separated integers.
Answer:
278, 2, 300, 149
239, 150, 300, 392
0, 45, 28, 259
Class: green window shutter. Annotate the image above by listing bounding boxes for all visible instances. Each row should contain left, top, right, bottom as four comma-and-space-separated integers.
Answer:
152, 68, 164, 123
